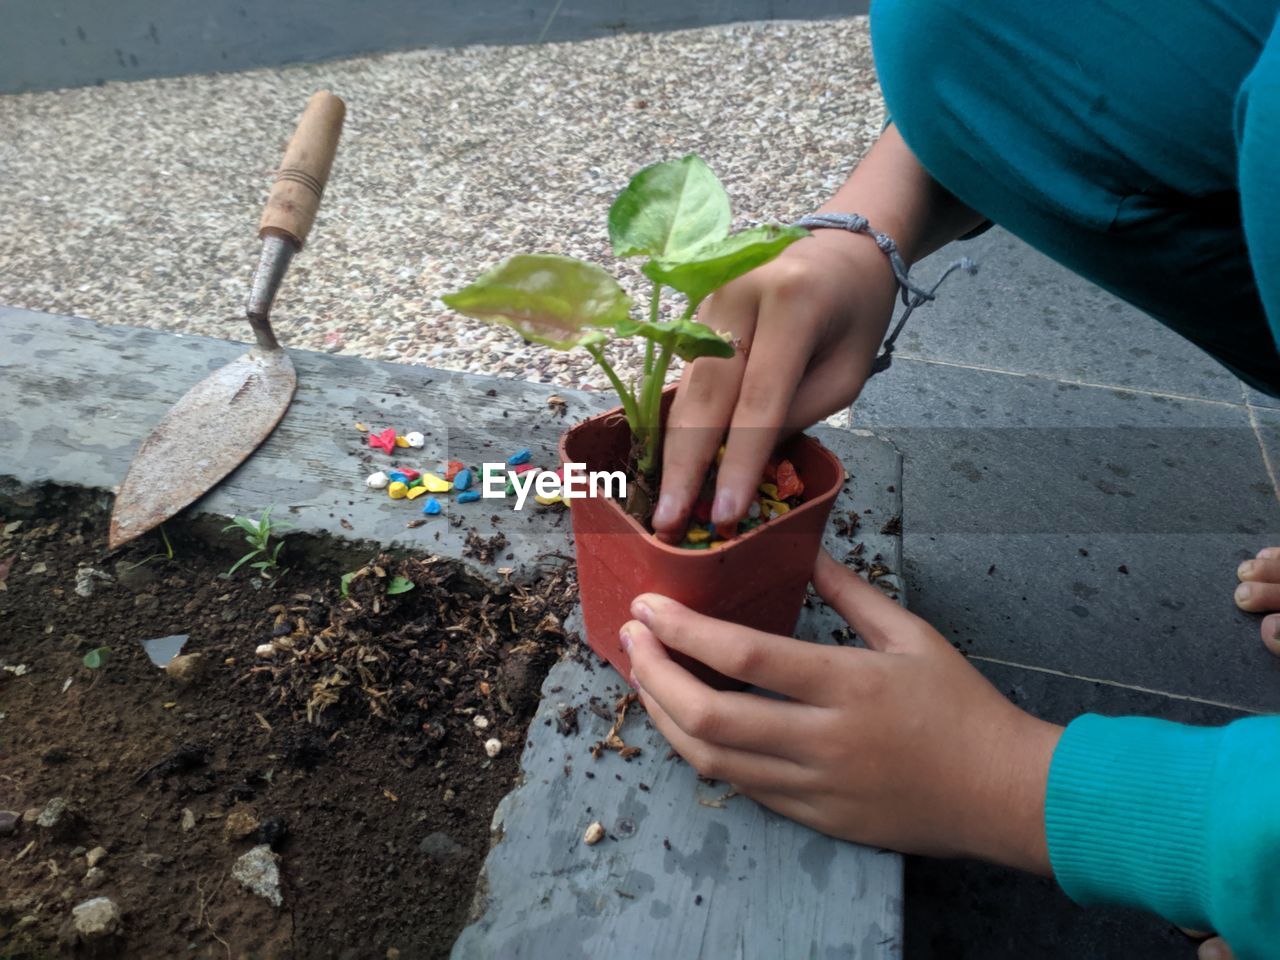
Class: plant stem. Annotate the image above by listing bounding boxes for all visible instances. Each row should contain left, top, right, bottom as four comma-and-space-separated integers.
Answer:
586, 342, 641, 431
636, 340, 674, 475
643, 280, 660, 377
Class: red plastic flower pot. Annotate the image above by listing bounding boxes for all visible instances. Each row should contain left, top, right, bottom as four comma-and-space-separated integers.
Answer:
558, 389, 845, 685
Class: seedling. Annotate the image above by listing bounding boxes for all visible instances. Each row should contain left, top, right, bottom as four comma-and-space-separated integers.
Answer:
82, 647, 111, 670
386, 576, 415, 596
444, 155, 806, 516
222, 506, 290, 578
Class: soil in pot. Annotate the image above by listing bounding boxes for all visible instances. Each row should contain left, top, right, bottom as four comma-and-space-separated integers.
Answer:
0, 491, 575, 959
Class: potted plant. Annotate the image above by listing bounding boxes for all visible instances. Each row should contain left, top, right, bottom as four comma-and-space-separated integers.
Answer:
443, 155, 845, 681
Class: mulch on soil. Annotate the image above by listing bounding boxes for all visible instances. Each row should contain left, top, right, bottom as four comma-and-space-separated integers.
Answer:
0, 494, 576, 959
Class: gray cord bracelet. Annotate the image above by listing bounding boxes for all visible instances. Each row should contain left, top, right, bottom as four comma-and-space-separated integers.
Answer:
794, 212, 977, 375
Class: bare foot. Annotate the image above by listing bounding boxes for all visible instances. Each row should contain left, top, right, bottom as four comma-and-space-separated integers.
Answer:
1235, 548, 1280, 657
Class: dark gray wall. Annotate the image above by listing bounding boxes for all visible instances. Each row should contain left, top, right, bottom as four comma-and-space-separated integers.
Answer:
0, 1, 865, 94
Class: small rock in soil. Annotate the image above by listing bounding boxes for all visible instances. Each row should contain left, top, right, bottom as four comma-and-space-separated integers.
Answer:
223, 806, 259, 841
22, 807, 41, 824
232, 844, 283, 907
85, 846, 108, 868
70, 896, 121, 941
583, 821, 605, 846
180, 808, 197, 832
0, 810, 19, 835
83, 867, 107, 889
164, 653, 205, 684
37, 797, 85, 842
73, 565, 113, 598
417, 832, 464, 862
257, 816, 288, 849
484, 738, 502, 758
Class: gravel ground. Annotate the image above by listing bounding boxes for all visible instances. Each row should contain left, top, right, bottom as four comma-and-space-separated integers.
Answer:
0, 18, 883, 396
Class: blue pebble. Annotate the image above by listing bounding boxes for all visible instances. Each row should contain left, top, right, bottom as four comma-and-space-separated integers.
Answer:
421, 497, 442, 516
457, 490, 481, 503
707, 522, 716, 536
387, 470, 408, 484
506, 448, 531, 466
453, 468, 472, 491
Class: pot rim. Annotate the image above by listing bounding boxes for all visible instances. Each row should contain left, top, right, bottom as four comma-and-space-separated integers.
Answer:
558, 396, 845, 559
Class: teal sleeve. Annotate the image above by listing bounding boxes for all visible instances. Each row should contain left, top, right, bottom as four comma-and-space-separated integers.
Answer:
1236, 14, 1280, 348
1046, 714, 1280, 959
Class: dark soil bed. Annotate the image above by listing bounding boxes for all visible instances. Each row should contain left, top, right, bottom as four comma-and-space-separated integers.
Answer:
0, 490, 575, 959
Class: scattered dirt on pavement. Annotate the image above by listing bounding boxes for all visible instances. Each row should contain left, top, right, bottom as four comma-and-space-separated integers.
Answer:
0, 491, 575, 959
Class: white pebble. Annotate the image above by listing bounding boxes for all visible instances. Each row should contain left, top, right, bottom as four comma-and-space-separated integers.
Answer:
254, 644, 276, 658
366, 471, 390, 490
484, 738, 502, 758
473, 716, 490, 730
404, 431, 425, 448
583, 821, 605, 846
748, 501, 761, 520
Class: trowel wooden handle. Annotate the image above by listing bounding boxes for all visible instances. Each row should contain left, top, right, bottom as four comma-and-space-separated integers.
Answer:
258, 91, 345, 248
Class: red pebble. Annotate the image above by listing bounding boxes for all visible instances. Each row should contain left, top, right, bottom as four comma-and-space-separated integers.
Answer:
775, 459, 804, 500
513, 463, 536, 475
368, 428, 397, 454
443, 460, 465, 481
393, 467, 421, 482
691, 497, 713, 524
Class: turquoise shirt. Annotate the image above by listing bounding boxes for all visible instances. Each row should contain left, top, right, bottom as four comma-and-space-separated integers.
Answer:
870, 0, 1280, 953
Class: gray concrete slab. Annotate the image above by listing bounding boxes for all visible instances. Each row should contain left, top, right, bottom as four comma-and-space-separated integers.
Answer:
455, 434, 906, 960
852, 357, 1280, 713
902, 230, 1246, 403
905, 659, 1249, 960
0, 0, 864, 94
0, 305, 600, 580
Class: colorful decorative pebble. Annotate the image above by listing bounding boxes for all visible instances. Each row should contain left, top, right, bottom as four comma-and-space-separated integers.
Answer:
775, 459, 803, 499
366, 471, 390, 490
507, 449, 531, 466
405, 485, 430, 500
404, 431, 425, 448
747, 501, 761, 520
369, 428, 397, 454
388, 481, 408, 500
394, 467, 421, 482
422, 497, 442, 515
685, 527, 711, 544
388, 471, 408, 484
444, 460, 465, 481
759, 482, 779, 500
395, 435, 411, 448
761, 498, 790, 518
355, 422, 368, 432
453, 469, 472, 491
512, 463, 536, 475
457, 490, 481, 503
420, 473, 452, 493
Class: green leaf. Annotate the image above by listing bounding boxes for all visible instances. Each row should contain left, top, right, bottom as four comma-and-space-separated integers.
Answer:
82, 647, 111, 670
443, 255, 631, 350
226, 549, 261, 576
340, 571, 356, 598
608, 154, 731, 260
642, 224, 809, 315
616, 316, 736, 362
386, 576, 415, 596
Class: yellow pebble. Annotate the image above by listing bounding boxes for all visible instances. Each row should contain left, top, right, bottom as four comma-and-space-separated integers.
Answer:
715, 445, 726, 465
355, 422, 368, 432
761, 498, 790, 518
534, 494, 562, 506
388, 481, 408, 500
405, 486, 429, 500
420, 473, 452, 493
685, 527, 711, 544
759, 482, 779, 499
709, 540, 728, 551
395, 436, 411, 448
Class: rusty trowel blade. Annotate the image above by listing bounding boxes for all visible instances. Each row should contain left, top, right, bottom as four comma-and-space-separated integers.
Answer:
108, 347, 296, 550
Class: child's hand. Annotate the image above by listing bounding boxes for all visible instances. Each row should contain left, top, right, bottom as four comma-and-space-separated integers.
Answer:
651, 231, 898, 540
622, 550, 1063, 872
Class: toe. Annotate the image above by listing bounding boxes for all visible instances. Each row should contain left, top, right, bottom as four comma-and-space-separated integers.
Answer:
1234, 580, 1280, 612
1198, 936, 1235, 960
1262, 614, 1280, 658
1237, 556, 1280, 583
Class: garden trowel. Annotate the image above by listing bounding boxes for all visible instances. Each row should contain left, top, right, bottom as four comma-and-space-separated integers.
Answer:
108, 91, 345, 551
